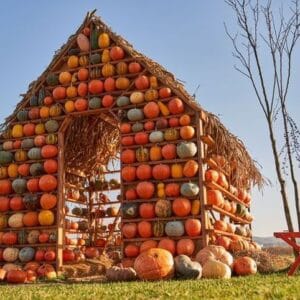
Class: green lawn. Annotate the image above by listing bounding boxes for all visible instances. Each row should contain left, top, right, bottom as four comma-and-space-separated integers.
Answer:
0, 273, 300, 300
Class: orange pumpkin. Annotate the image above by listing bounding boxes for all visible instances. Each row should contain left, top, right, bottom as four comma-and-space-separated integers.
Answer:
121, 166, 136, 182
124, 244, 139, 257
136, 164, 152, 180
121, 149, 136, 164
158, 239, 176, 255
180, 126, 195, 140
207, 190, 224, 207
41, 145, 58, 158
168, 117, 179, 127
65, 100, 75, 113
115, 77, 130, 90
59, 71, 72, 84
23, 123, 35, 136
185, 219, 201, 236
74, 98, 88, 111
150, 145, 162, 161
217, 172, 229, 189
125, 188, 137, 200
18, 164, 30, 177
40, 194, 57, 209
128, 62, 142, 73
23, 211, 39, 227
140, 240, 158, 253
121, 136, 135, 146
161, 144, 176, 160
144, 121, 155, 131
183, 160, 199, 177
39, 106, 50, 119
77, 82, 88, 97
176, 239, 195, 256
152, 164, 170, 180
88, 80, 103, 94
138, 221, 152, 238
102, 95, 114, 107
39, 175, 58, 192
139, 203, 155, 219
10, 196, 24, 211
44, 96, 54, 106
44, 159, 58, 174
165, 183, 180, 197
0, 179, 12, 195
0, 196, 9, 212
66, 86, 77, 98
134, 248, 174, 280
28, 107, 40, 120
168, 98, 184, 114
34, 135, 46, 147
135, 75, 149, 90
122, 223, 137, 239
172, 198, 191, 217
136, 181, 155, 199
110, 46, 125, 60
52, 86, 66, 100
216, 236, 232, 250
134, 132, 149, 145
159, 87, 172, 99
104, 77, 115, 92
143, 102, 160, 119
77, 68, 89, 81
120, 123, 131, 134
13, 140, 22, 149
116, 61, 128, 75
27, 178, 40, 193
205, 169, 219, 182
179, 114, 191, 126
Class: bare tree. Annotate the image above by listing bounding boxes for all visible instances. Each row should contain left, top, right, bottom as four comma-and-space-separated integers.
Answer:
225, 0, 300, 232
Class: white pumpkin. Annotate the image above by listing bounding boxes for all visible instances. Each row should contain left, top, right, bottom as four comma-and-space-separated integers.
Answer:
3, 247, 19, 262
202, 259, 231, 279
196, 245, 233, 267
130, 92, 144, 104
76, 33, 90, 52
149, 131, 164, 143
8, 213, 24, 228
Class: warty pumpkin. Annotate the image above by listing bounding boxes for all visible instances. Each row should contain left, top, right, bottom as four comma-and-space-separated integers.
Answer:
155, 199, 172, 217
134, 248, 174, 280
136, 147, 149, 162
164, 128, 179, 141
145, 89, 159, 102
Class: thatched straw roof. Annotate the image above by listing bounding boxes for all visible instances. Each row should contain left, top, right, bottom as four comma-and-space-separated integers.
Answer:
0, 10, 264, 189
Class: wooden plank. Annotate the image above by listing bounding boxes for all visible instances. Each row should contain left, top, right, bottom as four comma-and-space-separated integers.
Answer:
196, 111, 209, 248
122, 158, 196, 167
0, 243, 56, 248
123, 235, 203, 242
0, 225, 57, 231
121, 126, 196, 137
207, 229, 251, 241
122, 196, 198, 204
122, 176, 198, 186
205, 205, 251, 224
122, 138, 197, 149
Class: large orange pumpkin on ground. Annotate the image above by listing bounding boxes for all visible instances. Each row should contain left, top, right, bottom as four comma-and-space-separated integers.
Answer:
39, 175, 58, 192
172, 198, 191, 217
158, 239, 176, 255
134, 248, 175, 280
233, 257, 257, 276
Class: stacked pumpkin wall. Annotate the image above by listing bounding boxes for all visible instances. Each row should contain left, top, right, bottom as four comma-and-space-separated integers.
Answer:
0, 17, 256, 280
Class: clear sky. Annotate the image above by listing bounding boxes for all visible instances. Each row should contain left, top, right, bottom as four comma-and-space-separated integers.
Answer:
0, 0, 299, 237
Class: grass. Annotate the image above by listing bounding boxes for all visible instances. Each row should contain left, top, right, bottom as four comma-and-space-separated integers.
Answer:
0, 273, 300, 300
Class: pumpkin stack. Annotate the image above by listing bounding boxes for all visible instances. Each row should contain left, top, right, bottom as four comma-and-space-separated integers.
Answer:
0, 100, 59, 279
119, 80, 203, 262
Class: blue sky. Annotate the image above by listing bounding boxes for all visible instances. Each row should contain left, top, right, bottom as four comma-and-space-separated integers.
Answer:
0, 0, 299, 236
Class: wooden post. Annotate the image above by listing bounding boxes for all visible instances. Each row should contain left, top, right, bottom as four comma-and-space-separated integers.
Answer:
196, 111, 209, 248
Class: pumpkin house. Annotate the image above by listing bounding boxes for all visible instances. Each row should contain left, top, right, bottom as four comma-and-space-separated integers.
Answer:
0, 11, 263, 276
